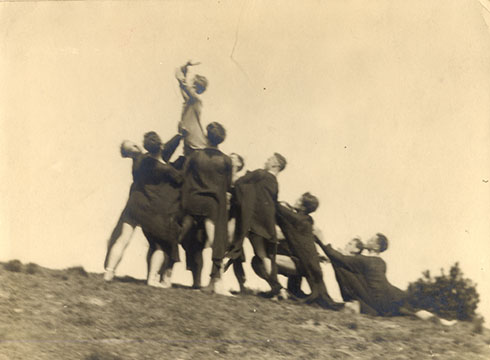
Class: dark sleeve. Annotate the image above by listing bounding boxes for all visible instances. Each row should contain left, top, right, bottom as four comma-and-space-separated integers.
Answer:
161, 134, 182, 163
235, 169, 264, 186
321, 244, 365, 274
276, 204, 304, 227
153, 161, 183, 185
265, 175, 278, 202
225, 156, 233, 191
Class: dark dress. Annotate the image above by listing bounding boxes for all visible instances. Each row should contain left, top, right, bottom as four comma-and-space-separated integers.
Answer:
226, 169, 279, 261
321, 244, 407, 316
276, 204, 338, 307
181, 148, 232, 260
121, 153, 183, 262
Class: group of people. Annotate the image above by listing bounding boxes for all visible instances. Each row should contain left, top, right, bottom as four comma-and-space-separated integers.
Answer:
101, 61, 456, 322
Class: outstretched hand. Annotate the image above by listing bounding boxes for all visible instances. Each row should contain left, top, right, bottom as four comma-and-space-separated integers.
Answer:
181, 60, 201, 76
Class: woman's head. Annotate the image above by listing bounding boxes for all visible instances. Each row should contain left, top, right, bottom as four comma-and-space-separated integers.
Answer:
120, 140, 142, 158
206, 122, 226, 146
143, 131, 162, 155
193, 74, 208, 94
230, 153, 245, 172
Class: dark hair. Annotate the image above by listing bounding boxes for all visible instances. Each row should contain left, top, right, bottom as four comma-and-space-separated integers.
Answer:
274, 152, 287, 171
194, 74, 208, 92
230, 152, 245, 172
143, 131, 162, 155
376, 233, 388, 253
301, 192, 319, 214
206, 122, 226, 146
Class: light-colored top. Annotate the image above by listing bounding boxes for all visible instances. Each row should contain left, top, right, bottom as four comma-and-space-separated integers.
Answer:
176, 67, 208, 152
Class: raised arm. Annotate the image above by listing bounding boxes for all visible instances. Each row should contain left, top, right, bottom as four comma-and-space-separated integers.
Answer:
276, 203, 304, 227
315, 242, 365, 274
152, 161, 183, 185
175, 62, 199, 101
161, 134, 182, 163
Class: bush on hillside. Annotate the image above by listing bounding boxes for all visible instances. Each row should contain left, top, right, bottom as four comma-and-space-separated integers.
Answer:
4, 260, 23, 273
407, 262, 479, 321
26, 262, 41, 275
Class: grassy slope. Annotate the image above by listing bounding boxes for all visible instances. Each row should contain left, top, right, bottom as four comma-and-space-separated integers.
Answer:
1, 263, 489, 360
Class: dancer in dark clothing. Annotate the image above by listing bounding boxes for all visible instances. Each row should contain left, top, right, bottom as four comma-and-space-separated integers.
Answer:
181, 122, 232, 295
225, 153, 287, 296
316, 234, 408, 316
274, 193, 343, 310
103, 133, 183, 287
327, 238, 367, 304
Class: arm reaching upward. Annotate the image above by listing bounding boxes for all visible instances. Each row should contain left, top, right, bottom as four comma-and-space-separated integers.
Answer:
175, 61, 201, 101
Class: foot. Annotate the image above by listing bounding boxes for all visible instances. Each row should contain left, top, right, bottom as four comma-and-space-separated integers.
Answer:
147, 280, 169, 289
103, 269, 115, 282
278, 288, 289, 300
159, 280, 172, 289
258, 284, 282, 299
201, 280, 215, 294
343, 301, 361, 314
439, 318, 457, 327
238, 285, 254, 295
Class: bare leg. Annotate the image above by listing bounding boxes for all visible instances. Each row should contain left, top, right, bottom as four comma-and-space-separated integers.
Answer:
104, 222, 136, 281
104, 214, 124, 269
201, 219, 215, 288
249, 234, 281, 295
159, 253, 174, 288
147, 245, 168, 288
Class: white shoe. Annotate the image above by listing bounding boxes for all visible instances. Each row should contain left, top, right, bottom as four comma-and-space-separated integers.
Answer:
159, 279, 172, 289
213, 278, 234, 297
147, 280, 169, 289
344, 301, 361, 314
278, 288, 289, 300
439, 319, 457, 326
103, 269, 114, 282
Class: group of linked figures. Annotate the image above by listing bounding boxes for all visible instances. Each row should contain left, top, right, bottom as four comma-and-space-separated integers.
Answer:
103, 61, 456, 323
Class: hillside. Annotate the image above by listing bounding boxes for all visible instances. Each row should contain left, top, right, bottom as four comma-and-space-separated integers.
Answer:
1, 261, 489, 360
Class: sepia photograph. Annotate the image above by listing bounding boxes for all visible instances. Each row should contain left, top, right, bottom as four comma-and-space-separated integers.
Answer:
1, 0, 490, 359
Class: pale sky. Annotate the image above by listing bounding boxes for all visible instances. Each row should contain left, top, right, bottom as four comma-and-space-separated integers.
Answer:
1, 0, 489, 320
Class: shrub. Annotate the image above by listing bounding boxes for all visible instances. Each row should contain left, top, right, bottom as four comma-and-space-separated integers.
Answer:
407, 262, 479, 321
25, 262, 41, 275
4, 260, 23, 272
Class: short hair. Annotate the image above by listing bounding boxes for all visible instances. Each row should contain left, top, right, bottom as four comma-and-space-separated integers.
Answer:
194, 74, 208, 91
376, 233, 388, 253
350, 238, 364, 253
206, 122, 226, 146
301, 192, 319, 214
230, 152, 245, 172
143, 131, 162, 155
274, 152, 287, 171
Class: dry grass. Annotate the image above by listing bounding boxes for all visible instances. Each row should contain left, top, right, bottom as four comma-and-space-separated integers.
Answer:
1, 261, 489, 360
